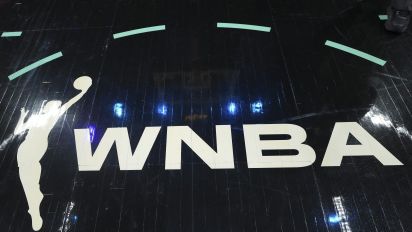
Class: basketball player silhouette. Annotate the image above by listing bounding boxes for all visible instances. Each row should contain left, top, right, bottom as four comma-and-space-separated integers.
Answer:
14, 76, 92, 231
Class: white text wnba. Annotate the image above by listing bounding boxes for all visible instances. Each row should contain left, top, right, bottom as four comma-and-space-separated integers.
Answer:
74, 122, 403, 171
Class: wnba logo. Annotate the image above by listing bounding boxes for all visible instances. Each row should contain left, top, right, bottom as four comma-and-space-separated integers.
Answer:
13, 76, 405, 231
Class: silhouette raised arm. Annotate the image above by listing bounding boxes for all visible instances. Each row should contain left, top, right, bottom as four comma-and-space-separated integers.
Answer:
59, 76, 92, 115
60, 90, 87, 115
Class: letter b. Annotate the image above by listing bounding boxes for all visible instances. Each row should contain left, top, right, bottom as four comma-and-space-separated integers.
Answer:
243, 124, 316, 168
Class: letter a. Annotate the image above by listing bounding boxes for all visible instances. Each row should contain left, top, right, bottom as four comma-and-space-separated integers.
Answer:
321, 122, 403, 166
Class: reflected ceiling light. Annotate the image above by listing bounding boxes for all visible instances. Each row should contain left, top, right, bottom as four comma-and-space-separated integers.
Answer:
363, 106, 412, 140
227, 102, 238, 115
251, 101, 263, 114
157, 104, 168, 116
363, 106, 392, 128
59, 201, 75, 232
88, 125, 96, 143
332, 196, 352, 232
328, 215, 341, 223
113, 103, 125, 118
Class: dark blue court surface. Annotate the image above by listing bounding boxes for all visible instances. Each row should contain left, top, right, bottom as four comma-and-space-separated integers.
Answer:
0, 0, 412, 231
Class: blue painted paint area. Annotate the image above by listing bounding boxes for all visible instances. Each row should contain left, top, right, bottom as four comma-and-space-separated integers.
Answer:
217, 22, 271, 32
8, 52, 63, 80
379, 15, 388, 20
325, 40, 386, 66
113, 25, 166, 39
1, 31, 22, 37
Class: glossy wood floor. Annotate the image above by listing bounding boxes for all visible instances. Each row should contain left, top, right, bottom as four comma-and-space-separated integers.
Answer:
0, 0, 412, 231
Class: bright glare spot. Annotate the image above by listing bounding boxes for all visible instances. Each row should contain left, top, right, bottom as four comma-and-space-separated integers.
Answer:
227, 102, 238, 115
363, 106, 393, 128
332, 196, 352, 232
157, 104, 168, 116
88, 125, 95, 143
113, 103, 125, 118
328, 215, 341, 223
251, 101, 263, 114
363, 106, 412, 141
396, 126, 412, 140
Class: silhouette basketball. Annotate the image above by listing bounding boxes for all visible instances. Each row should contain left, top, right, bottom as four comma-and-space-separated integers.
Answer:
73, 76, 92, 90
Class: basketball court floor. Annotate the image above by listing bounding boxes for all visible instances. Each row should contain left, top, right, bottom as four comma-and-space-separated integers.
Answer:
0, 0, 412, 231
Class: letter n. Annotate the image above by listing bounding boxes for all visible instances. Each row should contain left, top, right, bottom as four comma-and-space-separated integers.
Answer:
165, 125, 234, 170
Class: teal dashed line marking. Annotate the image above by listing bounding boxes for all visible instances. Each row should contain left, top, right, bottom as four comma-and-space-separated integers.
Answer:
113, 25, 166, 39
8, 52, 63, 81
379, 15, 388, 20
217, 22, 271, 32
1, 31, 22, 37
325, 40, 386, 66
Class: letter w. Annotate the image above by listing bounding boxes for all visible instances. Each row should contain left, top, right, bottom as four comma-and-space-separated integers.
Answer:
74, 127, 161, 171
